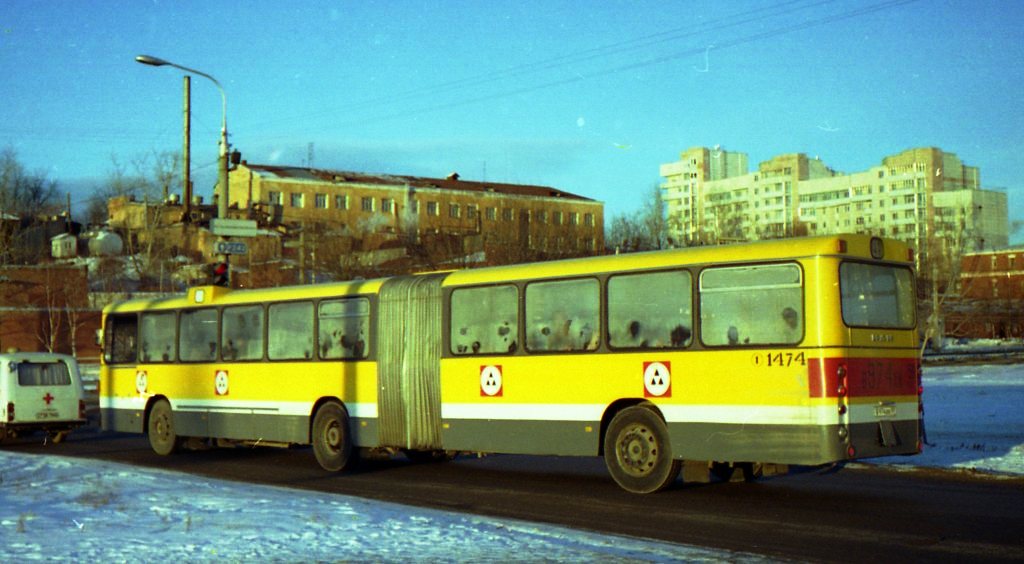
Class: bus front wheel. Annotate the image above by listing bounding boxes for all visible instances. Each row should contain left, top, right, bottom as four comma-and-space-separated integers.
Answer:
148, 399, 179, 456
604, 405, 681, 494
312, 402, 353, 472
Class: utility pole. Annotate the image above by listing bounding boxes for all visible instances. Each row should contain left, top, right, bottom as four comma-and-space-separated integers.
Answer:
183, 75, 192, 221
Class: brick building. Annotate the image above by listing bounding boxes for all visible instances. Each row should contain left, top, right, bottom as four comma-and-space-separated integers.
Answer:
0, 264, 99, 359
229, 163, 605, 260
945, 247, 1024, 339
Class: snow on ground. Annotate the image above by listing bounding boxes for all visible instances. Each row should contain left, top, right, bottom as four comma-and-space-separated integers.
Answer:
0, 455, 763, 562
1, 362, 1022, 560
866, 362, 1024, 475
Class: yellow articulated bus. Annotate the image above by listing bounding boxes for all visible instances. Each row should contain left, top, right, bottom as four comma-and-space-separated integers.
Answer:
100, 234, 922, 493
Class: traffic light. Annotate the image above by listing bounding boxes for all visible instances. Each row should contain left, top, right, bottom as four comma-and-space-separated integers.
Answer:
212, 262, 229, 287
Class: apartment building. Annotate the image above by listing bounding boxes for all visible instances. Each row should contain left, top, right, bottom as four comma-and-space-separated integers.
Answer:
660, 146, 1009, 262
229, 163, 605, 258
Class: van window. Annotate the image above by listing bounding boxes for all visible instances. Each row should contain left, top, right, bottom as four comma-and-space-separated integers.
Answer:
18, 362, 72, 386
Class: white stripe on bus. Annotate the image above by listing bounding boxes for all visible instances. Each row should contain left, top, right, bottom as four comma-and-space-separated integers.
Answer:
441, 402, 918, 426
99, 396, 378, 419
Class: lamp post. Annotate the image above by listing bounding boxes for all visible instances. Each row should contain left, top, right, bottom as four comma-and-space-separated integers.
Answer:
135, 54, 229, 219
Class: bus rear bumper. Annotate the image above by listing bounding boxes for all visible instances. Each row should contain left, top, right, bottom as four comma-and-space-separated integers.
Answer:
667, 419, 920, 465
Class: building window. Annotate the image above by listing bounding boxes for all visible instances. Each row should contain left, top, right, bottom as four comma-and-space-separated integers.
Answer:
426, 201, 439, 216
409, 200, 419, 214
381, 198, 394, 214
290, 193, 305, 208
466, 205, 477, 220
486, 207, 497, 221
335, 194, 349, 210
569, 212, 579, 226
449, 203, 460, 218
584, 213, 594, 227
537, 210, 548, 224
315, 194, 327, 209
361, 197, 375, 212
268, 191, 283, 205
553, 211, 563, 225
502, 208, 514, 222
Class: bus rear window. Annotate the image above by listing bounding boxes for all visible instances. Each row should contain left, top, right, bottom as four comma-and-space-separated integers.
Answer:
840, 262, 915, 329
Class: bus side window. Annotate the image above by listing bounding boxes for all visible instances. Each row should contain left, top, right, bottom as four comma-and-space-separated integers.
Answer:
269, 301, 314, 361
319, 298, 370, 360
180, 308, 218, 361
450, 285, 518, 355
525, 278, 599, 353
140, 312, 176, 363
700, 263, 803, 346
222, 305, 264, 361
608, 270, 692, 350
105, 314, 139, 364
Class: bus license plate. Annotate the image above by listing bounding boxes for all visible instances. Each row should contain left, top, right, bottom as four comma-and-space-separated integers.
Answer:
874, 404, 896, 417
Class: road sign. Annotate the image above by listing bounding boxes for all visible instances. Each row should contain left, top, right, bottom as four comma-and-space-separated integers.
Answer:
210, 218, 258, 237
214, 240, 248, 255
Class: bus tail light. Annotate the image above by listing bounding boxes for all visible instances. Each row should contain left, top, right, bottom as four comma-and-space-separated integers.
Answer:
836, 364, 848, 396
6, 402, 13, 422
79, 399, 87, 420
847, 445, 857, 458
837, 239, 848, 253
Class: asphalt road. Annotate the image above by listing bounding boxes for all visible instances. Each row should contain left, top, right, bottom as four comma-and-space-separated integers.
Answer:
7, 429, 1024, 563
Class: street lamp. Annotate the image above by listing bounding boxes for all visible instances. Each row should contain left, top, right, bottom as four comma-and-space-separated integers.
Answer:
135, 54, 229, 219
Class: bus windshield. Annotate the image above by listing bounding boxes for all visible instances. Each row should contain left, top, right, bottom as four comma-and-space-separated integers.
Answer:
840, 262, 916, 329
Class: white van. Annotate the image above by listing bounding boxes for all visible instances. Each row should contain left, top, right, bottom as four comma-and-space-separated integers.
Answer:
0, 352, 86, 444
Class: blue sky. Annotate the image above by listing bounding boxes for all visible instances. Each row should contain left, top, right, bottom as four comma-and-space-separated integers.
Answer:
2, 0, 1022, 241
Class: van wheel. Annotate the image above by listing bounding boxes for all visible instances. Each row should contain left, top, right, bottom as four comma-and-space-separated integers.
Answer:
312, 402, 353, 472
604, 405, 681, 494
148, 399, 179, 456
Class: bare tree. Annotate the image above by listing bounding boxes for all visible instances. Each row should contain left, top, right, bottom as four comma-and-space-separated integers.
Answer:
0, 146, 61, 218
37, 266, 64, 353
607, 184, 671, 252
0, 147, 62, 265
918, 206, 984, 351
99, 151, 183, 289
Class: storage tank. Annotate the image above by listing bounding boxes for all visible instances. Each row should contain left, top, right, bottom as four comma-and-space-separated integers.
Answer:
88, 230, 124, 256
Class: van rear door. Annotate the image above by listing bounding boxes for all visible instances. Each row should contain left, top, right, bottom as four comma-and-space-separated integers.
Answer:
14, 359, 81, 423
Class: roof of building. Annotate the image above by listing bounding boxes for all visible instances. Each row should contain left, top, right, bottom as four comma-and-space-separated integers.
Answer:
239, 163, 598, 203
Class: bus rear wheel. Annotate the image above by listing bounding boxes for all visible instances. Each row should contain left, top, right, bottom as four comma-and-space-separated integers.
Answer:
148, 399, 179, 456
312, 402, 353, 472
603, 405, 681, 494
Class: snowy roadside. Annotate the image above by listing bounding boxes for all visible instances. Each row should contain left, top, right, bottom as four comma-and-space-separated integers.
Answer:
865, 363, 1024, 476
0, 451, 769, 562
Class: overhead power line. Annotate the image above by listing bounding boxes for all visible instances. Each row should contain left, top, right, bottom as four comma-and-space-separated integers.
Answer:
251, 0, 919, 135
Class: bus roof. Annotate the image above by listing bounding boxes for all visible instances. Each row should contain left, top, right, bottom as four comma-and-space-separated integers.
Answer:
102, 276, 389, 314
442, 233, 912, 286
